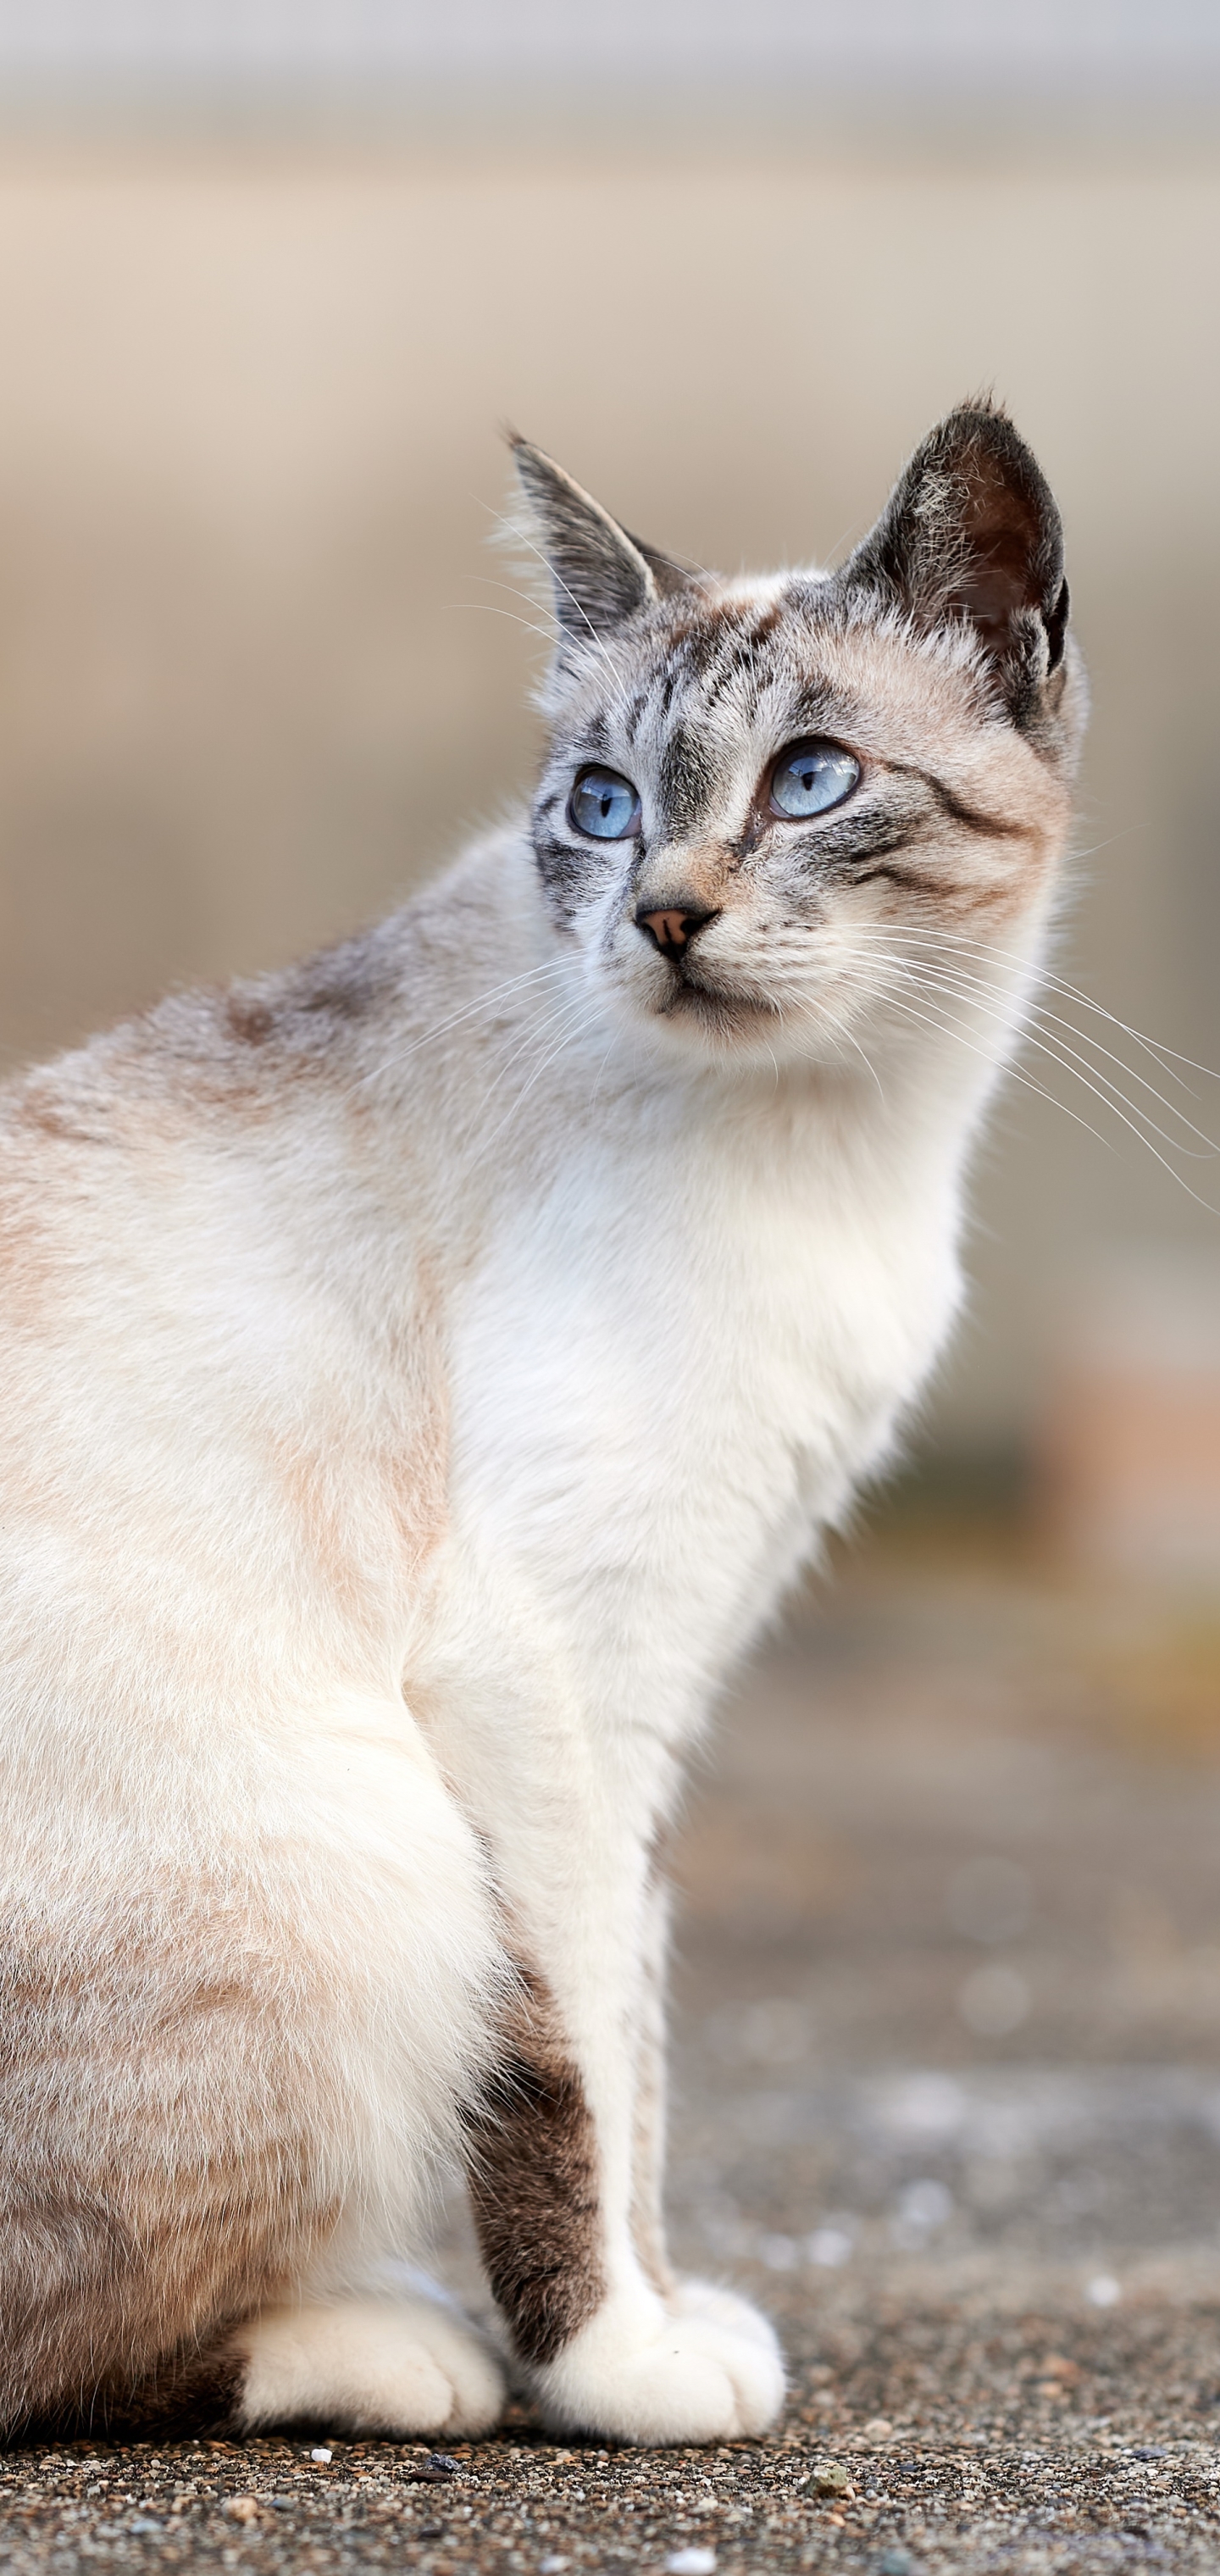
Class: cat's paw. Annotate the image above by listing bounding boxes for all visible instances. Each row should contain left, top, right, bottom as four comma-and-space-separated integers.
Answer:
233, 2294, 506, 2436
669, 2276, 785, 2358
531, 2288, 785, 2443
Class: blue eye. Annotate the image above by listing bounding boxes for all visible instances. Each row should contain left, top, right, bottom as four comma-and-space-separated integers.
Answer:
568, 766, 640, 841
769, 739, 861, 819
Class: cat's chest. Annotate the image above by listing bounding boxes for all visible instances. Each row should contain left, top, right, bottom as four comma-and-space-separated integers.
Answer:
443, 1119, 958, 1698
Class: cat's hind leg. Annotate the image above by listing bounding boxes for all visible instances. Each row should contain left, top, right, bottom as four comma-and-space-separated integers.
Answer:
0, 1686, 507, 2440
231, 2291, 505, 2438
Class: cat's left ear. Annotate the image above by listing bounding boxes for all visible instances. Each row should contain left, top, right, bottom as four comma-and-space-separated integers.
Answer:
841, 402, 1070, 726
508, 435, 689, 644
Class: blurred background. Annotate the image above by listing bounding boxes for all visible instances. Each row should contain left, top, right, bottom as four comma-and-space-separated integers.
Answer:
1, 0, 1217, 1513
4, 0, 1220, 2351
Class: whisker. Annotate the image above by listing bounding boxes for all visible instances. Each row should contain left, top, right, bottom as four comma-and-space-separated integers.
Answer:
586, 1034, 619, 1114
866, 943, 1190, 1143
455, 572, 580, 654
480, 996, 595, 1149
1019, 996, 1216, 1137
893, 959, 1215, 1150
869, 969, 1218, 1210
882, 953, 1219, 1160
475, 986, 585, 1108
847, 917, 1218, 1140
875, 922, 1220, 1093
463, 572, 566, 614
482, 497, 635, 727
447, 598, 560, 651
360, 958, 571, 1094
813, 993, 887, 1101
871, 982, 1119, 1153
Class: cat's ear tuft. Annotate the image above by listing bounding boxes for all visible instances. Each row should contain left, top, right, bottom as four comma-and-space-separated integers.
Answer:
842, 402, 1069, 724
507, 436, 683, 641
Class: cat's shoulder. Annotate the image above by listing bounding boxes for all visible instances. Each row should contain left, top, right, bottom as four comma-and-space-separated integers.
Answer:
0, 825, 535, 1152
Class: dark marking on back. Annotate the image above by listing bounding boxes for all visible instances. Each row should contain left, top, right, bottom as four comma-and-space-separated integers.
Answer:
14, 1091, 111, 1146
226, 996, 276, 1046
296, 953, 381, 1022
464, 1966, 604, 2368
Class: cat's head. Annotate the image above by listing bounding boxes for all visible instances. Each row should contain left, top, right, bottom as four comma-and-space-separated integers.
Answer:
511, 404, 1085, 1076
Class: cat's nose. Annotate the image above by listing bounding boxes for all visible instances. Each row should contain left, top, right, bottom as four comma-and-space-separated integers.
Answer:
635, 900, 719, 959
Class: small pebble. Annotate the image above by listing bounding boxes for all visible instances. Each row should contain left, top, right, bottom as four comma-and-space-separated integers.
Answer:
224, 2495, 262, 2523
310, 2446, 332, 2462
811, 2460, 851, 2495
666, 2551, 717, 2575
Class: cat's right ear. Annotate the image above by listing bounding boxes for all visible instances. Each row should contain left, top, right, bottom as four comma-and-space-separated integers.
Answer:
508, 436, 687, 643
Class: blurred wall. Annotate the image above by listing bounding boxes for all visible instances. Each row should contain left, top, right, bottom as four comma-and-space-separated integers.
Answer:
0, 130, 1217, 1451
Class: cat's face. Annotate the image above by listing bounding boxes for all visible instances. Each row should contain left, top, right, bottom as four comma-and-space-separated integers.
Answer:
516, 409, 1085, 1075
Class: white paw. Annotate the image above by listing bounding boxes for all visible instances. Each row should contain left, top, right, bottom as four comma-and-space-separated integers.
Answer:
233, 2293, 506, 2437
669, 2276, 785, 2358
530, 2286, 785, 2444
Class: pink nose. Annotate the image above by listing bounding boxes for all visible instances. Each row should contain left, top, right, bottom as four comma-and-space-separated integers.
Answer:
635, 902, 718, 958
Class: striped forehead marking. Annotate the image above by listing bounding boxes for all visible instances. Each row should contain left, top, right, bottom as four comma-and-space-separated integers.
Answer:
657, 720, 721, 838
605, 587, 860, 839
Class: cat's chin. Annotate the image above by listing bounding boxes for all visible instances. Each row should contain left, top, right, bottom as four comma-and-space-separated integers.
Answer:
661, 976, 772, 1037
635, 980, 845, 1077
618, 969, 789, 1064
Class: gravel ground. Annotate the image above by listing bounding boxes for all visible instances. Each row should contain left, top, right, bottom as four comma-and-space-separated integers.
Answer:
6, 1531, 1220, 2573
7, 2334, 1220, 2576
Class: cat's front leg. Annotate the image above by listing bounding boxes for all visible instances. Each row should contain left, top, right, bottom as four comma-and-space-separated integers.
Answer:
629, 1868, 785, 2375
627, 1863, 676, 2300
465, 1823, 784, 2444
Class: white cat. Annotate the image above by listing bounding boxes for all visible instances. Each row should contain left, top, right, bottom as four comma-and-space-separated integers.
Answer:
0, 403, 1082, 2445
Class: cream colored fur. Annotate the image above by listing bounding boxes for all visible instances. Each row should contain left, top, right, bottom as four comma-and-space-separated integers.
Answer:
0, 405, 1082, 2443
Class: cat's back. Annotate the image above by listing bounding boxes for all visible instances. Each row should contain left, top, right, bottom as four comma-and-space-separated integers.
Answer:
0, 1000, 358, 1739
0, 974, 360, 1410
0, 848, 513, 1347
0, 854, 538, 1746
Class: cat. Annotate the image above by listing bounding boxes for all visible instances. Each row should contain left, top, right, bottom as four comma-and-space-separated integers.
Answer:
0, 402, 1083, 2447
